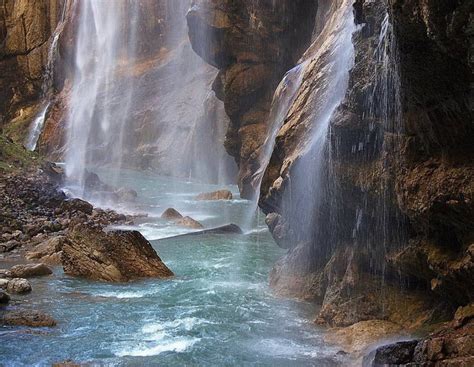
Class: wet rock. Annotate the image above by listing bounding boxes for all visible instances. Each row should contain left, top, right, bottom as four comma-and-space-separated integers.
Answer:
159, 224, 243, 240
0, 279, 9, 289
176, 216, 204, 229
161, 208, 183, 220
62, 225, 173, 282
0, 290, 10, 304
0, 240, 20, 253
9, 263, 53, 278
52, 360, 83, 367
367, 340, 419, 366
1, 310, 57, 327
114, 187, 138, 202
0, 269, 10, 278
196, 190, 233, 201
26, 236, 64, 265
58, 198, 93, 215
6, 278, 32, 294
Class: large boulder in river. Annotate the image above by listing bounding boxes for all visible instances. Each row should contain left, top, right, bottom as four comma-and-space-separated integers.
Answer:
62, 225, 173, 282
176, 216, 204, 229
10, 263, 53, 278
26, 236, 65, 265
196, 190, 233, 201
161, 208, 183, 220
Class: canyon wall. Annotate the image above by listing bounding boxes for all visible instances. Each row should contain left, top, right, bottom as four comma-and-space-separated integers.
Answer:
0, 0, 65, 142
188, 0, 474, 350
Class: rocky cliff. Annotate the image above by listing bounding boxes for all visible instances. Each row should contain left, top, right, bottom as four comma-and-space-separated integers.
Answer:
0, 0, 65, 142
189, 0, 474, 359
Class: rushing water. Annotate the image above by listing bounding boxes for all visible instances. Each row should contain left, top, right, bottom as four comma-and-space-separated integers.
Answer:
0, 170, 344, 366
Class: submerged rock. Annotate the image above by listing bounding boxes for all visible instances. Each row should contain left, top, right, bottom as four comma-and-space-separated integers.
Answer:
159, 224, 243, 240
6, 278, 32, 294
62, 225, 173, 282
9, 263, 53, 278
196, 190, 233, 201
1, 310, 57, 327
161, 208, 183, 220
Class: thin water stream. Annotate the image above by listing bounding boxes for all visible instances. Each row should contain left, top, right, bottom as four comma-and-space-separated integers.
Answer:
0, 170, 344, 366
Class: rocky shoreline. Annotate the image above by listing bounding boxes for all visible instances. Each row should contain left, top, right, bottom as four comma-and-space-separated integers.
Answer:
0, 138, 174, 333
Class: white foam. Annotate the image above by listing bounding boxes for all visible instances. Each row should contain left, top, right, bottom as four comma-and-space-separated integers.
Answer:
115, 338, 198, 357
95, 290, 154, 299
142, 317, 205, 333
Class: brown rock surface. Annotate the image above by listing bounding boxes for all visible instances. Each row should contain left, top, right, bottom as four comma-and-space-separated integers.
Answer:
161, 208, 183, 220
196, 190, 233, 201
176, 216, 204, 229
1, 310, 56, 327
61, 225, 173, 282
10, 263, 52, 278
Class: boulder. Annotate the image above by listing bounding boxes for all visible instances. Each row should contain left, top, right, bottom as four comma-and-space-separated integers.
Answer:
0, 291, 10, 304
1, 310, 56, 327
0, 279, 9, 289
176, 216, 204, 229
62, 225, 173, 282
161, 208, 183, 220
58, 198, 93, 215
6, 278, 32, 294
196, 190, 233, 201
365, 340, 418, 366
9, 263, 53, 278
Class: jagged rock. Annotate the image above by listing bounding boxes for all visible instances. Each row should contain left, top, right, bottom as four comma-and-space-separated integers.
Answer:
196, 190, 233, 201
61, 225, 173, 282
6, 278, 32, 294
1, 310, 57, 327
0, 290, 10, 304
26, 236, 64, 265
161, 208, 183, 220
9, 263, 53, 278
176, 216, 204, 229
58, 198, 93, 215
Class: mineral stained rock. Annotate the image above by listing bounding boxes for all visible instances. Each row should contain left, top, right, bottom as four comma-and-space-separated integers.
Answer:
62, 225, 173, 282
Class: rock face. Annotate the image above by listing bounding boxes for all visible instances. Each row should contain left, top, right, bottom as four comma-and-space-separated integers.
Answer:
188, 0, 474, 350
187, 0, 318, 197
0, 290, 10, 304
0, 0, 66, 142
61, 225, 173, 282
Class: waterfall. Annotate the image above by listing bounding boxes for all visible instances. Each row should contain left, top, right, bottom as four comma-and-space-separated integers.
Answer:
25, 3, 67, 151
64, 0, 235, 199
65, 1, 138, 195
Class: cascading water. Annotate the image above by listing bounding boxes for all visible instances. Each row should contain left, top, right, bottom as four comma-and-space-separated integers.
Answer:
25, 3, 67, 151
65, 0, 235, 200
65, 1, 139, 195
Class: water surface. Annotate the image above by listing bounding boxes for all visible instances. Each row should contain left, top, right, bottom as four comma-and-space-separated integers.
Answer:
0, 170, 343, 366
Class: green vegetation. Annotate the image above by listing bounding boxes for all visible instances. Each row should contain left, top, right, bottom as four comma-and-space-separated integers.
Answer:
0, 134, 41, 172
